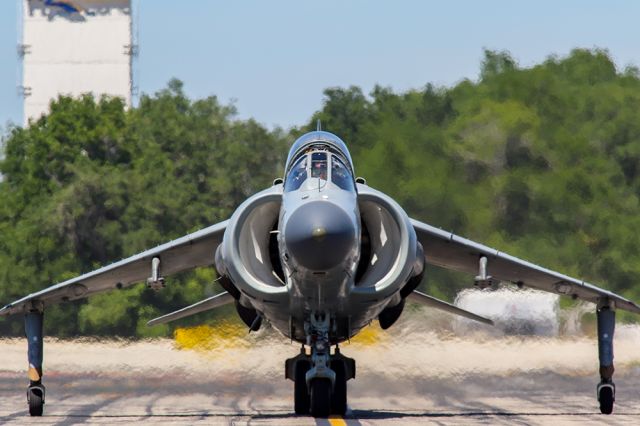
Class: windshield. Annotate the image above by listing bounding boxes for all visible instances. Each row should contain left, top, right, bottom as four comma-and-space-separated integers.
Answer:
310, 152, 328, 180
284, 155, 308, 192
331, 155, 355, 191
285, 151, 355, 193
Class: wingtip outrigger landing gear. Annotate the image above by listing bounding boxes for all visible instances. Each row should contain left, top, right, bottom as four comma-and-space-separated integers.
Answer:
474, 256, 497, 289
25, 306, 45, 417
146, 256, 165, 291
27, 382, 45, 417
596, 298, 616, 415
285, 313, 355, 418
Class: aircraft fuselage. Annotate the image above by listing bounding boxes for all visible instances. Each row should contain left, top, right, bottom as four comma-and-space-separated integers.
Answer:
215, 131, 422, 344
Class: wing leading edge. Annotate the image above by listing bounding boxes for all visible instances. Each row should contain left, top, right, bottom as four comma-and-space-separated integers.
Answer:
411, 218, 640, 314
0, 220, 229, 317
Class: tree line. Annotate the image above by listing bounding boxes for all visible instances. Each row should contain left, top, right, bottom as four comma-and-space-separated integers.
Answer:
1, 49, 640, 336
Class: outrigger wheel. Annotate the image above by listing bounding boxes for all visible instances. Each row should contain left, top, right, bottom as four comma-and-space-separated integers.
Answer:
598, 381, 615, 415
27, 383, 45, 417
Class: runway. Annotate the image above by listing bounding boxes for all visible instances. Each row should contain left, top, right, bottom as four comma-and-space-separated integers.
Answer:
1, 321, 640, 425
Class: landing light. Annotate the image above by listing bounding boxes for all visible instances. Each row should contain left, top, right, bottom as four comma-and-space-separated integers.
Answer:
312, 227, 327, 241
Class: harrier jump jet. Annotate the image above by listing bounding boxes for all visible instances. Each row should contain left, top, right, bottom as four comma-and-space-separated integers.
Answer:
2, 130, 638, 417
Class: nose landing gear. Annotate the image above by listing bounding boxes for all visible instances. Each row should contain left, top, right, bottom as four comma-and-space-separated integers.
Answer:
287, 347, 355, 417
309, 377, 332, 417
293, 356, 310, 414
330, 350, 349, 415
285, 312, 355, 417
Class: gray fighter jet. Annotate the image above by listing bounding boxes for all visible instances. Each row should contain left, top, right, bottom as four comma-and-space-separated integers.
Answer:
2, 129, 639, 417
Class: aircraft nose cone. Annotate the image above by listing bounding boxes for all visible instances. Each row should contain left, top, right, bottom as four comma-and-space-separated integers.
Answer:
285, 201, 356, 271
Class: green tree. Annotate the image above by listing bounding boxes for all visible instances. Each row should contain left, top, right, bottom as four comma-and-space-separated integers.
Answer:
0, 80, 287, 336
307, 49, 640, 309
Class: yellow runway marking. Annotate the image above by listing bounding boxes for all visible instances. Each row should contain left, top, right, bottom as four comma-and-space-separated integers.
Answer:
328, 416, 347, 426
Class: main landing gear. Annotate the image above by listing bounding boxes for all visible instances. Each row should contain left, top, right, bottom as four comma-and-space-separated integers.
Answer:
285, 313, 355, 418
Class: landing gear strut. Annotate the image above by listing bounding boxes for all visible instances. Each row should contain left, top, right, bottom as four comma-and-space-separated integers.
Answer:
285, 313, 355, 417
305, 313, 334, 417
25, 308, 45, 417
596, 299, 616, 415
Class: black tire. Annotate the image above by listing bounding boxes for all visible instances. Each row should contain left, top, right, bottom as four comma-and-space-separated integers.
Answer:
330, 361, 347, 415
28, 388, 43, 417
310, 379, 332, 418
294, 361, 310, 415
599, 386, 614, 415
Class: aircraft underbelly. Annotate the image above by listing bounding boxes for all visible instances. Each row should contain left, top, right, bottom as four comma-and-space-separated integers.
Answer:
248, 271, 403, 344
252, 293, 394, 344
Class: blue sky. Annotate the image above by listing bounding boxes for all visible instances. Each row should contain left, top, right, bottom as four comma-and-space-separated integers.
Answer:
1, 0, 638, 130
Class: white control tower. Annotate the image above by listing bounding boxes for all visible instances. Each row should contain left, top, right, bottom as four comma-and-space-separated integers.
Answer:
19, 0, 135, 125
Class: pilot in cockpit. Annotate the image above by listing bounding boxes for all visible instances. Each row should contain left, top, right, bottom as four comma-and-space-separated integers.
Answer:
312, 161, 327, 180
311, 152, 328, 180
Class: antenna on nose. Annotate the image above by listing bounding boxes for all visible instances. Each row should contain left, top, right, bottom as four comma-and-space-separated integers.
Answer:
316, 119, 322, 132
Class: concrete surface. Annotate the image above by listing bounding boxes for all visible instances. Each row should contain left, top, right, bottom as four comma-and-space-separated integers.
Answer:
1, 321, 639, 425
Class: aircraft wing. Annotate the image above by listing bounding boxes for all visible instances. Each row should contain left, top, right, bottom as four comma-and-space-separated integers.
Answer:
407, 290, 494, 325
147, 291, 234, 326
411, 218, 640, 314
0, 220, 229, 316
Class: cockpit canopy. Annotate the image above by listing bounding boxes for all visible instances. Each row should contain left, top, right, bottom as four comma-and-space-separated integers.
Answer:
284, 150, 355, 193
285, 131, 354, 174
283, 131, 356, 193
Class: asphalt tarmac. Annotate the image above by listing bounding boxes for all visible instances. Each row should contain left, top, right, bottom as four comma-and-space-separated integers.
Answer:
1, 322, 640, 425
